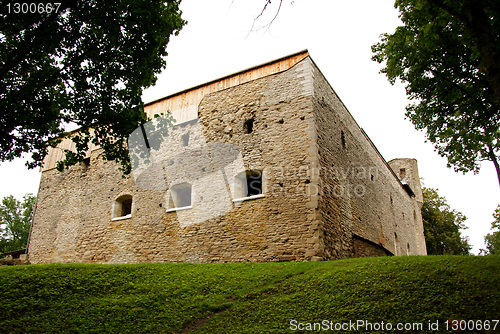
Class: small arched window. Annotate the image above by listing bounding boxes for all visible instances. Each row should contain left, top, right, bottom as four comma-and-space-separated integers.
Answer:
233, 170, 263, 201
167, 182, 192, 211
112, 194, 133, 220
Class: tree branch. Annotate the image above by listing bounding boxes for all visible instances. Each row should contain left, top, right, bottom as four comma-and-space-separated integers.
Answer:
0, 11, 63, 81
247, 0, 284, 36
426, 0, 500, 106
426, 0, 469, 24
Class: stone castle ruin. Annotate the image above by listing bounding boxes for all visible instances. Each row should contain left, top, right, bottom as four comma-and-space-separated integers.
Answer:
27, 50, 426, 264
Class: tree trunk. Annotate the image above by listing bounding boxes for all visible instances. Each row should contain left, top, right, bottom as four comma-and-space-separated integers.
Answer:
487, 143, 500, 188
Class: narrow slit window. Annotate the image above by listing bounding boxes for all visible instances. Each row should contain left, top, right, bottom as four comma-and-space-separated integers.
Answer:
394, 232, 399, 256
400, 168, 406, 179
244, 118, 254, 134
341, 130, 346, 149
181, 133, 190, 147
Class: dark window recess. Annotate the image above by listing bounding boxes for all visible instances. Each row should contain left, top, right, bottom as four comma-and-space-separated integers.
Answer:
181, 133, 190, 146
83, 157, 90, 166
246, 170, 262, 196
341, 130, 346, 149
121, 198, 132, 216
244, 118, 254, 134
400, 168, 406, 179
114, 195, 133, 218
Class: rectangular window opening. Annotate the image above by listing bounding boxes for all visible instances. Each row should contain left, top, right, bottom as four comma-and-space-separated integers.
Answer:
244, 118, 254, 134
246, 172, 262, 197
168, 183, 192, 211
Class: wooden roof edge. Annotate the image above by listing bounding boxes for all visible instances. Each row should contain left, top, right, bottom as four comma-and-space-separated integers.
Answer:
144, 49, 310, 107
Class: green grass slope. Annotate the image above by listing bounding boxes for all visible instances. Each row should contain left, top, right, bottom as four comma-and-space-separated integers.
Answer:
0, 256, 498, 333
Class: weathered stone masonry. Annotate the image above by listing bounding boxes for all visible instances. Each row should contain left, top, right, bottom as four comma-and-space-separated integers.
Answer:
27, 51, 426, 264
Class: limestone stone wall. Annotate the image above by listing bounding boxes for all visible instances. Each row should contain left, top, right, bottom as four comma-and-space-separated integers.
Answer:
310, 58, 427, 257
28, 55, 426, 264
388, 158, 426, 254
28, 56, 321, 264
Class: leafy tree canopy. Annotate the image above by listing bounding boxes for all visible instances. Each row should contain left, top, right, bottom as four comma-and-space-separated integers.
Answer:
372, 0, 500, 186
0, 194, 35, 254
482, 204, 500, 255
0, 0, 185, 173
421, 187, 471, 255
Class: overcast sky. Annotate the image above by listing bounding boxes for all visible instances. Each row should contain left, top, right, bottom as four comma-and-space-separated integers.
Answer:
0, 0, 497, 254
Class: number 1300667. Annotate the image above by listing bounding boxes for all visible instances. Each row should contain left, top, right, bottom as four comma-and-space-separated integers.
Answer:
446, 320, 498, 332
6, 3, 62, 14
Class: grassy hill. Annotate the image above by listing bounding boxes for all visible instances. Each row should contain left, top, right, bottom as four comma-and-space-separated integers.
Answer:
0, 255, 499, 333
